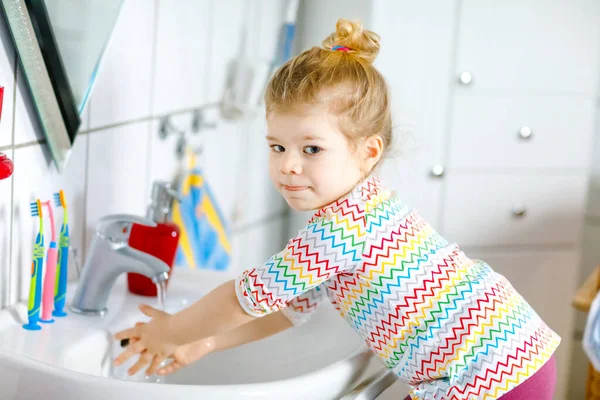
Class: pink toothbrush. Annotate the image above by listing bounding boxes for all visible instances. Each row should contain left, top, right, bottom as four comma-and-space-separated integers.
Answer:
40, 200, 57, 323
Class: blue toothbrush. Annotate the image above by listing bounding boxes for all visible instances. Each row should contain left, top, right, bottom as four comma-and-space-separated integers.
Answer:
52, 190, 69, 317
23, 200, 44, 330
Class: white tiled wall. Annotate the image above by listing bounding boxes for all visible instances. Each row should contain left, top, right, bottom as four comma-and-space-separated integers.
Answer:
89, 0, 155, 128
152, 0, 212, 115
0, 0, 289, 309
85, 123, 150, 251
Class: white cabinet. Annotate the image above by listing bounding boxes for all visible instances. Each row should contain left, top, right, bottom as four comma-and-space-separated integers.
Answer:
378, 1, 597, 397
464, 249, 579, 400
294, 2, 598, 398
443, 2, 599, 398
455, 0, 600, 93
373, 0, 457, 227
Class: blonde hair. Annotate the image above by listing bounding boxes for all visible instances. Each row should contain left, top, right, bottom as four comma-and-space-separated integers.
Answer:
265, 19, 392, 158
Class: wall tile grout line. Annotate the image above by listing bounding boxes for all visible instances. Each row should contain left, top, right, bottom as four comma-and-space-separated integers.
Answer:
80, 102, 92, 262
6, 49, 18, 306
148, 0, 160, 121
0, 103, 223, 154
80, 103, 221, 135
204, 0, 215, 104
144, 0, 161, 200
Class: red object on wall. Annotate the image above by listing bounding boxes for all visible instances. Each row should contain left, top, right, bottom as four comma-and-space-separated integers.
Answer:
0, 153, 13, 180
0, 86, 4, 121
0, 86, 12, 181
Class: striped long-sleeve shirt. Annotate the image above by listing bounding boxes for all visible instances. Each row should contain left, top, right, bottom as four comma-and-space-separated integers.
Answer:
235, 175, 560, 399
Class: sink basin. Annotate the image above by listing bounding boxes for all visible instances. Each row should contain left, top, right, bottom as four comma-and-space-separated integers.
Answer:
0, 268, 372, 400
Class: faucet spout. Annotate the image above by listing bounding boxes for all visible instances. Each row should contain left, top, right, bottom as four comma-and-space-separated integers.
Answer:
71, 215, 171, 316
116, 244, 170, 281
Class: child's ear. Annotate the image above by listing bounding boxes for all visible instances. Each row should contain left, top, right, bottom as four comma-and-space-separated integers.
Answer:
363, 135, 384, 169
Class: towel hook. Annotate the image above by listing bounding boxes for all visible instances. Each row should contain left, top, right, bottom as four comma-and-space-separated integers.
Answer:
191, 109, 217, 134
158, 116, 187, 140
158, 108, 217, 161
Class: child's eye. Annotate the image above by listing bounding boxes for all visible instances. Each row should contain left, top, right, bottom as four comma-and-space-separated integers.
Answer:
270, 145, 285, 153
303, 146, 321, 155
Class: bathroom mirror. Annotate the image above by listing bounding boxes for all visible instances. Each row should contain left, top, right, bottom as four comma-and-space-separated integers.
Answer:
0, 0, 123, 170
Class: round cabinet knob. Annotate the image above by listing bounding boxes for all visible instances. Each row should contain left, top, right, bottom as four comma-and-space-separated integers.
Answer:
518, 126, 533, 140
458, 72, 473, 85
430, 164, 444, 177
512, 204, 526, 218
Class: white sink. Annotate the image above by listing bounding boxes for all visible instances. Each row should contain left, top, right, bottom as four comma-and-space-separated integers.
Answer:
0, 269, 372, 400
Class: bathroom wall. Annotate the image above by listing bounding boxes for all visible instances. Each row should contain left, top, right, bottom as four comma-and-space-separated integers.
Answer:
0, 0, 290, 309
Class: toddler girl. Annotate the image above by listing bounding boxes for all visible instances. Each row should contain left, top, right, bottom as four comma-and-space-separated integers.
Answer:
114, 19, 559, 399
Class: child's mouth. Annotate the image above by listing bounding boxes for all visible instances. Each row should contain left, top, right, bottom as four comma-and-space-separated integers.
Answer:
283, 185, 308, 192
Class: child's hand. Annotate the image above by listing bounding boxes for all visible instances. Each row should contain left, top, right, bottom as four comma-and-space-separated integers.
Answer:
113, 304, 178, 375
155, 336, 216, 376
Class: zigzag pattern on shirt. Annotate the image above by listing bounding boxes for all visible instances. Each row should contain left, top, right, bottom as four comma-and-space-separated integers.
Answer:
236, 176, 561, 399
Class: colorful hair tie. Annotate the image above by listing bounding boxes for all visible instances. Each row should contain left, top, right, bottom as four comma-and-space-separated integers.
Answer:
332, 45, 351, 52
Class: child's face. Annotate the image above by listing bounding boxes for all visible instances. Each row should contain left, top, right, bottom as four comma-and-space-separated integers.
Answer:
266, 108, 364, 211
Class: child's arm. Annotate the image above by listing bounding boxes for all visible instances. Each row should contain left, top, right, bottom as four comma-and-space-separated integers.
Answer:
213, 308, 293, 349
166, 278, 328, 346
143, 288, 324, 376
114, 213, 364, 372
114, 279, 254, 353
152, 311, 293, 376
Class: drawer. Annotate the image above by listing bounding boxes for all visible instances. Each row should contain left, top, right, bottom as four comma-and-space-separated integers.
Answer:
380, 153, 444, 229
463, 249, 579, 400
455, 0, 600, 93
448, 95, 595, 169
442, 173, 587, 247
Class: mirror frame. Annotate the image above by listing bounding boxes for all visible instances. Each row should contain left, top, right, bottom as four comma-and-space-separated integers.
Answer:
0, 0, 121, 170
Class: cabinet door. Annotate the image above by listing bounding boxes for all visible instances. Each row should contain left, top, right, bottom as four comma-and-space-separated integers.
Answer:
448, 95, 595, 170
455, 0, 600, 93
463, 248, 579, 400
373, 0, 456, 226
442, 173, 587, 247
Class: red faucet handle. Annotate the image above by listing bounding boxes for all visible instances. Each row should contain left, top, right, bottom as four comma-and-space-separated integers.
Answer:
0, 152, 14, 180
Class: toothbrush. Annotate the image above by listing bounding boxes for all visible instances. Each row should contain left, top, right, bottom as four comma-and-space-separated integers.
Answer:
52, 190, 69, 317
23, 200, 44, 331
281, 0, 299, 64
40, 200, 57, 323
272, 0, 299, 68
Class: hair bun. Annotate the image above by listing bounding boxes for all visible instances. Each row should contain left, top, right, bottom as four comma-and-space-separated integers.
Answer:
323, 19, 381, 64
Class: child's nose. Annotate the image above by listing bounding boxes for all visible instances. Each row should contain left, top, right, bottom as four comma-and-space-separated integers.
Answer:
280, 154, 302, 175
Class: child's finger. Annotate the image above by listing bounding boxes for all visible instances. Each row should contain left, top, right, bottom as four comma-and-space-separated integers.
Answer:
114, 341, 146, 366
128, 352, 153, 376
120, 336, 140, 348
145, 355, 167, 376
139, 304, 165, 318
157, 361, 181, 376
113, 326, 140, 341
114, 349, 134, 366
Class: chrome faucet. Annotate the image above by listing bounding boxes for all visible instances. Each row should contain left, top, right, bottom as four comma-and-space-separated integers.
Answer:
71, 214, 170, 316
